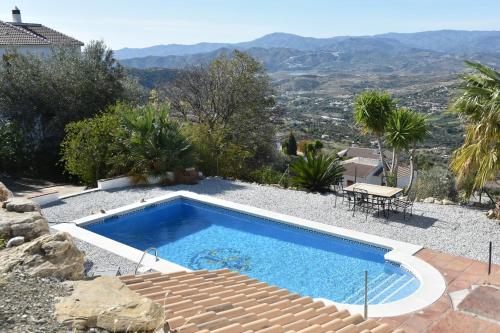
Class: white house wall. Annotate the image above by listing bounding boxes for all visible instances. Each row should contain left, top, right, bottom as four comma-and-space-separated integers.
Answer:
0, 45, 81, 58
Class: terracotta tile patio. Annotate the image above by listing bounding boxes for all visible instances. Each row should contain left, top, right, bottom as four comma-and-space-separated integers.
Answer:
378, 248, 500, 333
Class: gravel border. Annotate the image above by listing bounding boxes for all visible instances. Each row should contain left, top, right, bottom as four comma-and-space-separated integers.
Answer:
0, 271, 71, 333
43, 178, 499, 264
73, 238, 138, 277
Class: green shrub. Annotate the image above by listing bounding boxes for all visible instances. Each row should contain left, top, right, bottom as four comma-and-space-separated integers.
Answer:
0, 41, 145, 176
0, 122, 27, 174
0, 237, 5, 249
290, 153, 344, 193
250, 166, 287, 187
112, 103, 194, 182
61, 111, 120, 186
385, 172, 397, 187
184, 123, 257, 179
297, 139, 323, 156
282, 132, 297, 156
61, 102, 194, 186
414, 166, 458, 201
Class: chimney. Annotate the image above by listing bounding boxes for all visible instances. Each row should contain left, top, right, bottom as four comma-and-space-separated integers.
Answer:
12, 6, 22, 23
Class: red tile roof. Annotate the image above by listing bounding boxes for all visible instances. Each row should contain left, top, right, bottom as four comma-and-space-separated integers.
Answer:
120, 269, 404, 333
0, 21, 83, 46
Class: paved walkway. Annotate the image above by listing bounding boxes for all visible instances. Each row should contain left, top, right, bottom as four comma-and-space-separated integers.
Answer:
1, 175, 85, 198
378, 248, 500, 333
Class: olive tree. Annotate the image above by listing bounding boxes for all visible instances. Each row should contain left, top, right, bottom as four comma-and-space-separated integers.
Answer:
167, 50, 282, 177
0, 40, 144, 175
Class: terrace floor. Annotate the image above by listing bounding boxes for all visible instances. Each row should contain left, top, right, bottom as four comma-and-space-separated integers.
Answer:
39, 178, 500, 332
43, 178, 500, 263
379, 248, 500, 333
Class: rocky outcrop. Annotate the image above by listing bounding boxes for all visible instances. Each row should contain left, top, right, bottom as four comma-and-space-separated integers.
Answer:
6, 236, 24, 248
0, 194, 49, 242
2, 197, 41, 213
0, 232, 85, 280
55, 276, 164, 332
0, 208, 49, 241
0, 182, 13, 202
423, 197, 436, 203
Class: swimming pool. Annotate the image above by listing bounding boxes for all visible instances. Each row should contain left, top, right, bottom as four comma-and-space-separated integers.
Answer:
55, 191, 446, 316
86, 197, 419, 305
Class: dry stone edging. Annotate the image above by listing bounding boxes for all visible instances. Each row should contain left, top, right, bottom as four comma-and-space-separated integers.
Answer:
55, 276, 164, 332
0, 231, 86, 280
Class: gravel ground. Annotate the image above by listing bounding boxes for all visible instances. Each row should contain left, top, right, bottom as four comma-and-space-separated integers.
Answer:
0, 271, 71, 333
73, 238, 137, 276
43, 178, 500, 263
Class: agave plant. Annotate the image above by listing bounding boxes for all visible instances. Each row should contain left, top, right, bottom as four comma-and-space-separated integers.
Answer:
290, 152, 345, 193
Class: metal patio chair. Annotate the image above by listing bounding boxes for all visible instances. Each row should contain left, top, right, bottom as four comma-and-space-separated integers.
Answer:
392, 192, 416, 220
352, 188, 371, 219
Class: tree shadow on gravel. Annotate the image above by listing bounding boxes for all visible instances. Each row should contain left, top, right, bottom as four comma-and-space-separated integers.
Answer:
106, 178, 248, 196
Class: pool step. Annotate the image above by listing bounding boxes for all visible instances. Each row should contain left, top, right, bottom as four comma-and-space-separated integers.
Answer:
368, 275, 408, 304
352, 274, 400, 304
378, 276, 417, 304
341, 272, 417, 305
341, 273, 390, 304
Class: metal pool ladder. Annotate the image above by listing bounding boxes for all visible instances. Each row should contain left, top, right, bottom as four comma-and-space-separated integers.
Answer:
134, 247, 159, 275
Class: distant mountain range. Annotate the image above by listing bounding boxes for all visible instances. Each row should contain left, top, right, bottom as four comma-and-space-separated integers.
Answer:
117, 30, 500, 74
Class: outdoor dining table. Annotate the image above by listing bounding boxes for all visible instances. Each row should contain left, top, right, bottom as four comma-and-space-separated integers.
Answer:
344, 183, 404, 198
343, 183, 404, 217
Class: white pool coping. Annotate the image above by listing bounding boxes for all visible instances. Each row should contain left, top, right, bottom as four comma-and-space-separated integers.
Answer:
53, 190, 446, 318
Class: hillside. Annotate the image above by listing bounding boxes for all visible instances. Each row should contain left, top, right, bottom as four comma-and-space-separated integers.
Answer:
119, 31, 500, 76
115, 30, 500, 60
121, 30, 500, 163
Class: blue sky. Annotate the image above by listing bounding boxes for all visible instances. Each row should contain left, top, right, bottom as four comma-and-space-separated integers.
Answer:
1, 1, 499, 49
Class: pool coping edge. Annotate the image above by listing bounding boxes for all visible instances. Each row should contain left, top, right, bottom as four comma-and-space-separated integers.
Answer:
53, 190, 446, 318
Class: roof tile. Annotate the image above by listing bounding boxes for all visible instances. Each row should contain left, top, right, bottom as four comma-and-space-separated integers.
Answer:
118, 270, 403, 333
0, 20, 82, 46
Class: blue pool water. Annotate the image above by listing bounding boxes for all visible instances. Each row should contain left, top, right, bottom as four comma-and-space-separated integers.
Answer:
86, 198, 420, 304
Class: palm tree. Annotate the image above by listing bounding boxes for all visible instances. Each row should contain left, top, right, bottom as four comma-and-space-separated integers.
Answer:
354, 91, 395, 179
385, 108, 429, 190
450, 61, 500, 197
121, 103, 193, 181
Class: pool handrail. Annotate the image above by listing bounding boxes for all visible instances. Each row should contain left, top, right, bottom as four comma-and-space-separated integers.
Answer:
135, 246, 159, 274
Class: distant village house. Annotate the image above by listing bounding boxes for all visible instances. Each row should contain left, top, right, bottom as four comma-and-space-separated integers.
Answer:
337, 147, 414, 188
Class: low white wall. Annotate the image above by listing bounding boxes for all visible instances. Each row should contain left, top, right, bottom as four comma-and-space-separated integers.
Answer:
30, 192, 59, 205
98, 173, 175, 191
97, 176, 133, 191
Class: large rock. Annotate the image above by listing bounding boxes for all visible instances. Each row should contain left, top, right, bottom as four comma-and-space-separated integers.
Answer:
2, 197, 41, 213
6, 235, 25, 248
0, 181, 13, 202
55, 276, 164, 332
423, 197, 436, 203
0, 209, 49, 241
0, 232, 85, 280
